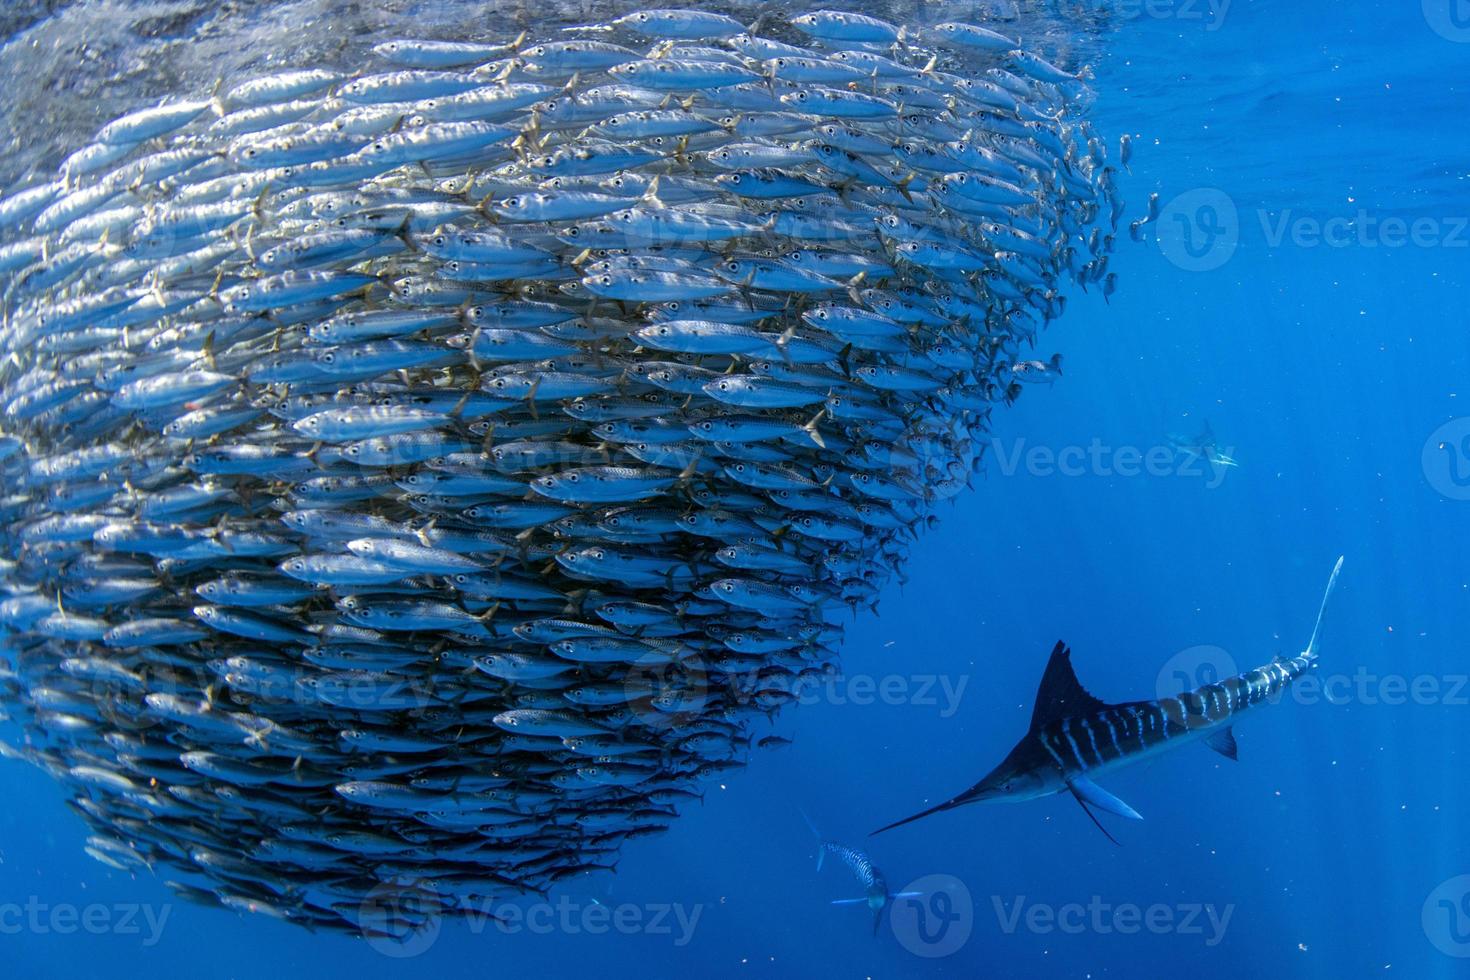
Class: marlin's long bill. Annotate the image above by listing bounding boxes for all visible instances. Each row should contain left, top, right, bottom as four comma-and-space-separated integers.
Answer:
870, 785, 986, 836
871, 556, 1346, 839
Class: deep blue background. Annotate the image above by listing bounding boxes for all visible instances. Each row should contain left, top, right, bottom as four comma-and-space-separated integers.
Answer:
4, 1, 1470, 976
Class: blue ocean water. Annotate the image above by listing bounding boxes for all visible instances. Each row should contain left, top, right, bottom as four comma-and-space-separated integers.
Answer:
2, 1, 1469, 977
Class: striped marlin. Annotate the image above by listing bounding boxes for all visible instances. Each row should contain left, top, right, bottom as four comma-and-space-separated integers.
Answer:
803, 810, 921, 934
872, 556, 1344, 842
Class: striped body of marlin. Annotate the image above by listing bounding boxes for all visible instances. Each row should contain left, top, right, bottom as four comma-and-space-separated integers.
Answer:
873, 556, 1344, 842
819, 842, 922, 935
803, 812, 921, 934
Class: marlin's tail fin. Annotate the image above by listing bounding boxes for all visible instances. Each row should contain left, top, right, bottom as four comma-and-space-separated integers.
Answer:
1304, 555, 1345, 661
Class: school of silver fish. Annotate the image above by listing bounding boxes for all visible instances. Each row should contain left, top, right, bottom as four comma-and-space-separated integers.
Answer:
0, 5, 1120, 937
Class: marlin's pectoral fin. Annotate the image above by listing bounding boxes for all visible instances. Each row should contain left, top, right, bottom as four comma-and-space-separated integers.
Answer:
889, 891, 924, 899
1071, 776, 1142, 820
1068, 777, 1142, 846
1204, 725, 1239, 760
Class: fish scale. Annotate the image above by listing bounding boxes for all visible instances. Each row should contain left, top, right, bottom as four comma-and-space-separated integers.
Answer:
0, 3, 1118, 937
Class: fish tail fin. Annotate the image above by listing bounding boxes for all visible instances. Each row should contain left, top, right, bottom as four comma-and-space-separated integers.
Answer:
1304, 555, 1345, 662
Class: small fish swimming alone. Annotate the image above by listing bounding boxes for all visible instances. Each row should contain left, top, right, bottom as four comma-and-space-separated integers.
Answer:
873, 557, 1344, 842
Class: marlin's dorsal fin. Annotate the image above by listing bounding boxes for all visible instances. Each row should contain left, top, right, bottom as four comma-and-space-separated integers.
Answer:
1029, 641, 1107, 731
